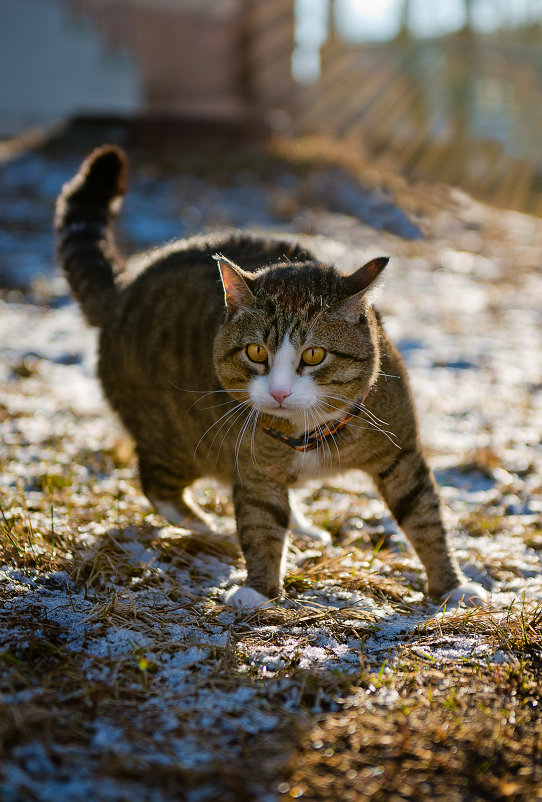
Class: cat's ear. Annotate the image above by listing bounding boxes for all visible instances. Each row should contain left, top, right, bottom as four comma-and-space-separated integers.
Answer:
337, 257, 389, 321
213, 254, 255, 313
344, 256, 389, 295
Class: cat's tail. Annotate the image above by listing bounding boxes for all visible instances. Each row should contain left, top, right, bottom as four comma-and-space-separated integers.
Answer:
55, 145, 128, 327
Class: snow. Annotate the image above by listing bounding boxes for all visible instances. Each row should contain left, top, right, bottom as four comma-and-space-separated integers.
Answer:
1, 144, 541, 800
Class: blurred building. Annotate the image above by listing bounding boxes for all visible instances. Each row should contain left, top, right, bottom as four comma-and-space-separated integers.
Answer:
0, 0, 296, 136
1, 0, 541, 214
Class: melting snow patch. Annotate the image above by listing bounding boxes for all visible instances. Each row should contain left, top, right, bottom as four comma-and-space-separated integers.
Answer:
1, 147, 542, 801
86, 627, 152, 659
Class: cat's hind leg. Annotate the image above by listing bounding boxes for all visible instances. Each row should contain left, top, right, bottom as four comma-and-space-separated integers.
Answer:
151, 492, 215, 533
138, 454, 213, 532
289, 490, 331, 546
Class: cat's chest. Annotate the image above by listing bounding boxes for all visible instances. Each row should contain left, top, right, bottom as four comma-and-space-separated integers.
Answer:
253, 441, 341, 485
252, 427, 355, 484
293, 449, 342, 483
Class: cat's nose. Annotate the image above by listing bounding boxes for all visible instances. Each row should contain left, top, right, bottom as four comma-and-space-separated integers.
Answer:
270, 388, 291, 405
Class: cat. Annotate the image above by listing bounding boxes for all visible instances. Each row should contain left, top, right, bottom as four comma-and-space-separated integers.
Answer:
55, 145, 486, 609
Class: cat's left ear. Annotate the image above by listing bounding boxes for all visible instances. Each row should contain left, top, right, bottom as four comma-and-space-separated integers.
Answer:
338, 256, 389, 321
213, 254, 255, 313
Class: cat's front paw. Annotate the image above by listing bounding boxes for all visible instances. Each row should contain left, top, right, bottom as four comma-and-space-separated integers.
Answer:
224, 585, 274, 610
440, 582, 487, 608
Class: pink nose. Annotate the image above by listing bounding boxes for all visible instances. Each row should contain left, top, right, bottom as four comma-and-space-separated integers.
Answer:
270, 388, 291, 405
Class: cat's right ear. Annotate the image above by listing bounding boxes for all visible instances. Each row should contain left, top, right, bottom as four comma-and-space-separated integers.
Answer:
213, 254, 255, 313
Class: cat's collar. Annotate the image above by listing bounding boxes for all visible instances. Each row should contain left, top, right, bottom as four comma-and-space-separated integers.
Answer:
259, 392, 369, 453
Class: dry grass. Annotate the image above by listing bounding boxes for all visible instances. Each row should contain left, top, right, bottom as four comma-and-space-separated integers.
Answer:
2, 463, 542, 800
280, 657, 542, 801
2, 130, 542, 800
1, 362, 542, 800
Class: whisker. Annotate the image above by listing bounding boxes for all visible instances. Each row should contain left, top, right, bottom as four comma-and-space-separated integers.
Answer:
354, 403, 390, 428
300, 407, 309, 469
306, 406, 321, 476
166, 378, 247, 397
193, 401, 246, 457
243, 409, 260, 470
308, 405, 330, 472
319, 396, 393, 437
206, 405, 248, 463
303, 306, 327, 340
235, 406, 258, 471
376, 371, 400, 379
250, 412, 261, 472
316, 398, 400, 448
319, 392, 391, 428
311, 407, 328, 468
189, 397, 243, 413
167, 383, 242, 395
313, 401, 341, 469
215, 402, 252, 464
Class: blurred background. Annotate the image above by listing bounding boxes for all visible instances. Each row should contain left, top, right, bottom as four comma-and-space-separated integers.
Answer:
1, 0, 542, 287
2, 0, 542, 207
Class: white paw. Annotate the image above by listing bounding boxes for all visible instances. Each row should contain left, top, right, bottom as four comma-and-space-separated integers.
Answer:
224, 586, 273, 610
441, 582, 487, 608
289, 491, 332, 545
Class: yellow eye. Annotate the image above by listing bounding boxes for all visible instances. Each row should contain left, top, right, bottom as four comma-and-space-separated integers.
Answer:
246, 343, 268, 363
301, 346, 326, 366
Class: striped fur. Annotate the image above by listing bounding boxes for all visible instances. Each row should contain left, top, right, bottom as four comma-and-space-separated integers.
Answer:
55, 145, 127, 326
55, 146, 480, 606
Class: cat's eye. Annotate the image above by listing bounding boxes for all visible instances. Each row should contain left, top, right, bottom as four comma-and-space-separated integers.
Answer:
246, 343, 268, 363
301, 346, 326, 366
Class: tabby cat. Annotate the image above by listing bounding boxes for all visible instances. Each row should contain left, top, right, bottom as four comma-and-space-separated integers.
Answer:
55, 146, 486, 609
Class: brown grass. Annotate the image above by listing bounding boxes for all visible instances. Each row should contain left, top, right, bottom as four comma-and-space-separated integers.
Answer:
2, 405, 542, 800
2, 131, 542, 801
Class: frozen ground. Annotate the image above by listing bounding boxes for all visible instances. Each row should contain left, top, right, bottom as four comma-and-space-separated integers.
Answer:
0, 143, 541, 800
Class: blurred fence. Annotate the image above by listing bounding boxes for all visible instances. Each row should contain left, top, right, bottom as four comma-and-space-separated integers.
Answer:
296, 32, 542, 216
14, 0, 542, 215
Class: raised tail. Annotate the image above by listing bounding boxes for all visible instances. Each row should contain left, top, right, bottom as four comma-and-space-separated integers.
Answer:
55, 145, 128, 327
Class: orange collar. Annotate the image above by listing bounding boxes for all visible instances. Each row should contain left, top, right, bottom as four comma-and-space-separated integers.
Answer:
259, 392, 369, 453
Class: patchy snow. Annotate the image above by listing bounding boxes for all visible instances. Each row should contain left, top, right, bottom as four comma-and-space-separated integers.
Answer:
0, 148, 420, 287
0, 145, 541, 800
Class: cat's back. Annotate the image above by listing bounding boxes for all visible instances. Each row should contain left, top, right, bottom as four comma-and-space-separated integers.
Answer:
99, 239, 220, 388
98, 232, 312, 391
113, 232, 309, 316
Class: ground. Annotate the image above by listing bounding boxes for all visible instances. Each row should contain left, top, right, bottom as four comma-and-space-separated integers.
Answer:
0, 130, 541, 801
